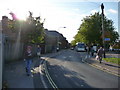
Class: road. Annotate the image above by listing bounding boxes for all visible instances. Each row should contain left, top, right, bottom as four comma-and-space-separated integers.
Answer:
45, 49, 119, 88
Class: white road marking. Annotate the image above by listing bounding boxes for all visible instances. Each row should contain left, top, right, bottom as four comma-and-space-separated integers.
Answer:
39, 60, 48, 88
81, 85, 84, 87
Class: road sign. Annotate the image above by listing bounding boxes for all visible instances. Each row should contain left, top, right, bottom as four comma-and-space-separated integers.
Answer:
104, 38, 110, 41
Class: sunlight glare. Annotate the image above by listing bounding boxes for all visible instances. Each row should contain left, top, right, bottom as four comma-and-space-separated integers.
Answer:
17, 14, 27, 20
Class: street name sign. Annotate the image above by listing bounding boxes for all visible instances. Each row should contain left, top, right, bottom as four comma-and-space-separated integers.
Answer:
104, 38, 110, 41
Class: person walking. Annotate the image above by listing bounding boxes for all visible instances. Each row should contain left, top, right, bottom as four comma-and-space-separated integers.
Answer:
24, 45, 33, 76
86, 45, 90, 55
37, 45, 41, 60
97, 46, 104, 63
91, 46, 94, 56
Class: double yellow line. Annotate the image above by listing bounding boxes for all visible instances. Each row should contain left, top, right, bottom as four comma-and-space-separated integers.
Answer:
44, 60, 59, 89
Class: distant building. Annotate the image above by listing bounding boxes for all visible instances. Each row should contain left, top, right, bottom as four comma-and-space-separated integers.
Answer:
44, 29, 69, 53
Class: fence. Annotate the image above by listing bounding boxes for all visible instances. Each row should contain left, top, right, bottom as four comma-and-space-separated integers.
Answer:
3, 40, 24, 62
3, 39, 38, 63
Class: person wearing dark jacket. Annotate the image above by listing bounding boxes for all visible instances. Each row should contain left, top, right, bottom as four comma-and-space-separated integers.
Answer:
97, 46, 104, 63
24, 45, 33, 76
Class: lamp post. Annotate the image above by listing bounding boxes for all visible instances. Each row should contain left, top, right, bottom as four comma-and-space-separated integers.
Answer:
101, 3, 106, 58
101, 3, 105, 48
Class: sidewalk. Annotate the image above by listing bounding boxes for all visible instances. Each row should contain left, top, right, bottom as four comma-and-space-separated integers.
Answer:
3, 58, 37, 88
3, 50, 64, 89
84, 53, 120, 77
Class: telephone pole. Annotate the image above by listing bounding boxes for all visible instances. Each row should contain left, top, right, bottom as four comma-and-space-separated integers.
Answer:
101, 3, 105, 47
101, 3, 106, 58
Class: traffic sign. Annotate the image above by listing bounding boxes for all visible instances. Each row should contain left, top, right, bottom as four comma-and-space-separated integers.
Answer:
104, 38, 110, 41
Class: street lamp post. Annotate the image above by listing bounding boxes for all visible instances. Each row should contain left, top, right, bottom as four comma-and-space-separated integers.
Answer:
101, 3, 105, 48
101, 3, 106, 58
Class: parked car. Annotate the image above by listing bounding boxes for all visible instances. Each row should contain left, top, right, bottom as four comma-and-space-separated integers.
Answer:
70, 47, 74, 50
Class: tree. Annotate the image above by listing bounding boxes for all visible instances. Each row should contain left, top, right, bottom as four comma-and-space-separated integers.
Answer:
21, 12, 45, 44
72, 12, 119, 46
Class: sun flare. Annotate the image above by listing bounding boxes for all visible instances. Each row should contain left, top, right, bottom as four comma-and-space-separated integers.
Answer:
17, 14, 27, 20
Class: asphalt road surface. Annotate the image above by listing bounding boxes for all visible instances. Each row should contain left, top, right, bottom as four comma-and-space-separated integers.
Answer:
46, 49, 119, 88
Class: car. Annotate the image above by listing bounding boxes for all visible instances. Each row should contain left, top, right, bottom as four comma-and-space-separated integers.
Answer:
70, 47, 74, 50
56, 47, 59, 52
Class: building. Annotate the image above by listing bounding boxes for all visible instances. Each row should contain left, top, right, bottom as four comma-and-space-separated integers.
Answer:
44, 29, 69, 53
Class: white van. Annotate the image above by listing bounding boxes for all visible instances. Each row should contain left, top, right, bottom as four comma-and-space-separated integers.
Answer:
76, 43, 86, 52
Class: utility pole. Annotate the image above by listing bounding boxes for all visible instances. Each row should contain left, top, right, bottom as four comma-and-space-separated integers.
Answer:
101, 3, 106, 58
101, 3, 105, 47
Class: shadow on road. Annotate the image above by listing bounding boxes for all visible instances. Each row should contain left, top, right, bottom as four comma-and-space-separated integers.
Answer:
46, 61, 100, 89
105, 63, 120, 68
32, 58, 52, 88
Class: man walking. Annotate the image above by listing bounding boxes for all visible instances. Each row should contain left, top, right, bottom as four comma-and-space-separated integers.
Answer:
97, 46, 104, 63
24, 45, 33, 76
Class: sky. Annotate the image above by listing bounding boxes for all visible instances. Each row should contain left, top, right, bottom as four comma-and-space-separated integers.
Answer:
0, 0, 119, 42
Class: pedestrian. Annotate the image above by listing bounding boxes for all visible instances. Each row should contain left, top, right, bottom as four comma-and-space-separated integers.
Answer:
93, 45, 97, 53
86, 44, 90, 54
24, 45, 33, 76
86, 45, 89, 54
91, 46, 94, 56
103, 48, 106, 58
97, 46, 104, 63
37, 45, 41, 60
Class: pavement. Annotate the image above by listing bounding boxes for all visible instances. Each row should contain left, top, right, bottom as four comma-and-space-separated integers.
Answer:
83, 52, 120, 77
2, 50, 120, 89
2, 52, 60, 89
3, 58, 37, 89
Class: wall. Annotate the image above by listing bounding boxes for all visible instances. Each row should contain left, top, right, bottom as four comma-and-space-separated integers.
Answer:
3, 39, 24, 62
3, 38, 38, 63
0, 21, 3, 90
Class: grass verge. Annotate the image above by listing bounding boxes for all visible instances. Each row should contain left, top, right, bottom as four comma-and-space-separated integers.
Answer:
103, 58, 120, 65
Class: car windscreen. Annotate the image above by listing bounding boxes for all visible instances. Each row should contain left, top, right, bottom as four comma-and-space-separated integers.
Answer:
77, 44, 85, 48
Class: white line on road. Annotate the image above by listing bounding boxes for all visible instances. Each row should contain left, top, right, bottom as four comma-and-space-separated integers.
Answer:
39, 60, 48, 88
85, 55, 87, 59
44, 60, 58, 89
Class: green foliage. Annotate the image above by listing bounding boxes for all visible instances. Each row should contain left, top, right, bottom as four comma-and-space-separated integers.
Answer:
72, 12, 119, 45
20, 14, 45, 44
103, 58, 120, 65
71, 40, 77, 46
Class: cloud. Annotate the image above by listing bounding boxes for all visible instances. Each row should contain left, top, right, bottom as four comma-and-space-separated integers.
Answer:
107, 9, 118, 14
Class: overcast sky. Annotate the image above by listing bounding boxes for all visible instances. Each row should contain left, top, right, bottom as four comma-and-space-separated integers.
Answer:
0, 0, 119, 42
